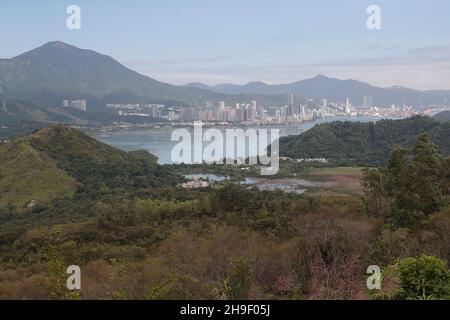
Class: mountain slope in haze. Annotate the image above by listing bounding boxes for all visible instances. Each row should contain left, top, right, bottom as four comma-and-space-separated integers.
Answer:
0, 41, 227, 107
0, 41, 293, 111
187, 75, 450, 106
2, 40, 448, 117
433, 111, 450, 122
0, 95, 87, 127
279, 116, 450, 166
0, 95, 48, 126
0, 125, 181, 209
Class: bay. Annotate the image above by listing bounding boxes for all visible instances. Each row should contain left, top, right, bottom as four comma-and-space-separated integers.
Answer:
88, 116, 405, 164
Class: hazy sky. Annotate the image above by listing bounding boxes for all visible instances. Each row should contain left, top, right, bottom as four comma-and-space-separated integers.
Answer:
1, 0, 450, 90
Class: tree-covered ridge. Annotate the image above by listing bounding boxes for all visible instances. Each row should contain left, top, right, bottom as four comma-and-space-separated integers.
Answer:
28, 125, 181, 188
279, 116, 450, 166
434, 110, 450, 123
0, 125, 181, 211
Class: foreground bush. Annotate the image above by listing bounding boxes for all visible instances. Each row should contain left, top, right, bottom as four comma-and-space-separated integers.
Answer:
374, 256, 450, 300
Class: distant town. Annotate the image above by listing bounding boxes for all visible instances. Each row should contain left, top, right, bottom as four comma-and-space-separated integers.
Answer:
99, 94, 449, 126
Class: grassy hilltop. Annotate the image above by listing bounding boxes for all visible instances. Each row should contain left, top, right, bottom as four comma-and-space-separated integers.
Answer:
0, 125, 179, 210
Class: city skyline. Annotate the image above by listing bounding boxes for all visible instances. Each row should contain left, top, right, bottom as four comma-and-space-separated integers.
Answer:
1, 1, 450, 90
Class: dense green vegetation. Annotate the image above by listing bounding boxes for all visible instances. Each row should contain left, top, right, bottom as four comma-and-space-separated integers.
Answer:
0, 125, 449, 300
279, 116, 450, 166
362, 133, 450, 228
373, 256, 450, 300
0, 125, 180, 211
0, 138, 78, 209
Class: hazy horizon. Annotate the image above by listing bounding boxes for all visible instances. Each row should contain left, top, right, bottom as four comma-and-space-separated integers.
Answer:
1, 0, 449, 90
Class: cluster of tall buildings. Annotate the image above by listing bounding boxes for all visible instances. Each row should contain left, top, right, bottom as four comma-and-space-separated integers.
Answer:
102, 93, 369, 124
166, 96, 332, 124
168, 100, 258, 123
265, 100, 352, 124
63, 99, 87, 112
163, 94, 358, 124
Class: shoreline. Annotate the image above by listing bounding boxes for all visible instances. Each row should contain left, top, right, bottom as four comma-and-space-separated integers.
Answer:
80, 114, 408, 134
84, 115, 409, 165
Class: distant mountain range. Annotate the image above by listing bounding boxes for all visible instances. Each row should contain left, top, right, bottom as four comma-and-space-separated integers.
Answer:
0, 41, 449, 127
0, 41, 230, 108
0, 41, 295, 123
185, 75, 450, 107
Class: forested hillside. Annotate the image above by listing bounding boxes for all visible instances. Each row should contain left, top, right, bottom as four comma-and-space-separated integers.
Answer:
434, 111, 450, 123
0, 126, 449, 300
279, 116, 450, 166
0, 125, 180, 210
